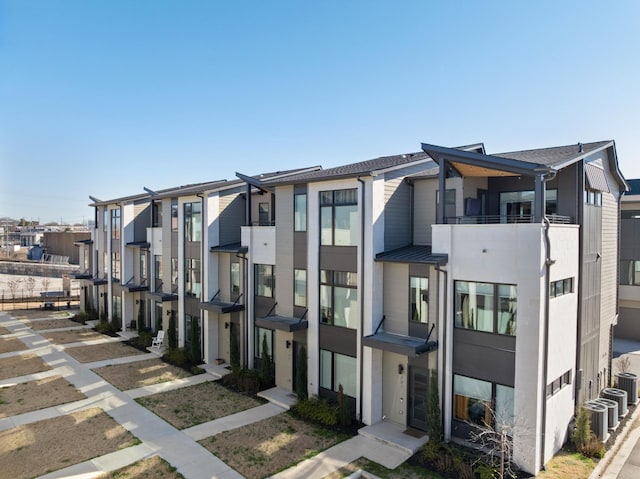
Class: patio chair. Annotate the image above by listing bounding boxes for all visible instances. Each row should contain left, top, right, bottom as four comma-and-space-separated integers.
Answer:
151, 330, 165, 348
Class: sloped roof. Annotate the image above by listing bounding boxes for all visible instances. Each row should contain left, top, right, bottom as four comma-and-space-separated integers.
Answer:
493, 141, 613, 168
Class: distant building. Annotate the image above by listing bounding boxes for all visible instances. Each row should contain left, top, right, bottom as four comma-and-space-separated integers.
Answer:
43, 231, 91, 265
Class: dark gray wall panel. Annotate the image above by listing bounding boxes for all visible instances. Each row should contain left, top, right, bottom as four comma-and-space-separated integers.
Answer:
621, 219, 640, 259
614, 307, 640, 340
452, 329, 515, 387
294, 232, 307, 268
319, 324, 357, 356
319, 246, 357, 272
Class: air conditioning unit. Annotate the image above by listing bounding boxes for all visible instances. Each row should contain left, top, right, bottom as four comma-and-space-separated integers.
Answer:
602, 387, 628, 417
615, 372, 639, 405
584, 400, 609, 441
593, 398, 619, 430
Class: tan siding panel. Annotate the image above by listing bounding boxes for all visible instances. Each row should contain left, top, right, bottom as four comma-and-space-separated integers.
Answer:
383, 263, 409, 335
276, 185, 295, 316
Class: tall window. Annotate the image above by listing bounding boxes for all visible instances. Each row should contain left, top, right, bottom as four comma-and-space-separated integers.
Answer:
112, 294, 122, 320
453, 374, 514, 430
410, 276, 428, 323
111, 251, 120, 281
320, 350, 357, 398
185, 314, 201, 349
152, 201, 162, 227
185, 259, 201, 298
294, 269, 307, 307
140, 252, 147, 283
110, 209, 121, 239
436, 189, 457, 220
320, 270, 357, 328
455, 281, 517, 336
171, 199, 178, 231
171, 257, 178, 289
255, 327, 273, 361
621, 260, 640, 286
294, 194, 307, 231
154, 255, 162, 290
255, 264, 275, 298
103, 208, 108, 232
231, 263, 240, 294
258, 202, 270, 225
184, 202, 201, 241
320, 189, 358, 246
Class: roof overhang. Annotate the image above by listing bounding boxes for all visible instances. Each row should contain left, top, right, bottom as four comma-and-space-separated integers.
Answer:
74, 272, 93, 280
91, 277, 108, 285
375, 245, 448, 265
74, 239, 93, 246
148, 291, 178, 302
125, 284, 149, 292
126, 241, 150, 249
255, 315, 308, 332
201, 300, 245, 314
363, 331, 437, 357
210, 243, 248, 254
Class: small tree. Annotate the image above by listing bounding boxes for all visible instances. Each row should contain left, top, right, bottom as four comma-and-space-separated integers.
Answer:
260, 333, 274, 388
295, 344, 308, 400
25, 277, 36, 304
189, 319, 201, 364
167, 312, 177, 350
427, 369, 442, 443
41, 277, 50, 296
7, 279, 20, 300
617, 356, 632, 374
572, 405, 591, 451
230, 329, 240, 373
137, 302, 145, 333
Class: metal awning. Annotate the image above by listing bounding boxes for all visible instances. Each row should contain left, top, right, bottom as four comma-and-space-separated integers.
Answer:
74, 271, 93, 279
91, 277, 108, 285
375, 245, 448, 265
74, 239, 93, 246
585, 164, 610, 192
125, 284, 149, 292
255, 315, 308, 332
148, 291, 178, 302
126, 241, 151, 248
363, 331, 437, 357
201, 300, 244, 314
210, 242, 248, 254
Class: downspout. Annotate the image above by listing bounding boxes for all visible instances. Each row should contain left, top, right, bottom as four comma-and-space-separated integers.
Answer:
236, 252, 249, 369
357, 176, 366, 422
540, 170, 557, 469
435, 264, 447, 439
575, 162, 585, 407
407, 179, 415, 243
196, 193, 206, 362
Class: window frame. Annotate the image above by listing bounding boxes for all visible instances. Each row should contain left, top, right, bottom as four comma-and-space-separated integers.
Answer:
185, 258, 201, 298
231, 262, 240, 295
319, 349, 357, 398
454, 281, 517, 336
111, 251, 120, 281
410, 276, 429, 323
110, 209, 121, 240
294, 268, 307, 307
320, 270, 357, 329
255, 264, 275, 298
320, 189, 358, 246
453, 374, 515, 430
294, 193, 307, 232
184, 201, 202, 242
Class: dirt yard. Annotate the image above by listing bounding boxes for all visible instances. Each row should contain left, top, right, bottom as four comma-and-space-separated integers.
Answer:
0, 353, 50, 380
97, 455, 184, 479
0, 324, 9, 335
0, 407, 138, 479
25, 316, 81, 330
0, 336, 27, 354
93, 358, 192, 391
43, 328, 110, 344
138, 380, 262, 429
199, 413, 349, 479
66, 341, 146, 363
0, 375, 86, 418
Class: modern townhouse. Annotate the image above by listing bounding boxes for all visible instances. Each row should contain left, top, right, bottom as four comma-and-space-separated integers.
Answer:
75, 139, 626, 476
616, 178, 640, 339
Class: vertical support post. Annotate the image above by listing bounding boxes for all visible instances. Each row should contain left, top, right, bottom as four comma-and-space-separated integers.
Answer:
438, 158, 447, 224
245, 184, 252, 226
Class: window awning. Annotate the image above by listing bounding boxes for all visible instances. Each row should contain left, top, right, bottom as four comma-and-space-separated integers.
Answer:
375, 245, 448, 265
255, 315, 308, 332
148, 291, 178, 302
363, 331, 437, 357
126, 241, 151, 248
201, 299, 245, 314
210, 242, 248, 254
125, 283, 149, 292
74, 239, 93, 246
74, 271, 93, 280
91, 276, 108, 285
585, 164, 610, 192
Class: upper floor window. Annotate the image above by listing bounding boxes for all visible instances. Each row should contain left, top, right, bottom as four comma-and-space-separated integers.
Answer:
410, 276, 428, 323
294, 269, 307, 307
185, 259, 201, 298
320, 189, 358, 246
436, 189, 457, 220
110, 209, 121, 239
255, 264, 275, 298
550, 278, 573, 297
320, 270, 357, 328
584, 189, 602, 206
231, 262, 240, 294
500, 190, 557, 221
154, 255, 162, 290
111, 251, 120, 281
171, 257, 178, 289
184, 202, 201, 242
140, 252, 147, 282
103, 208, 108, 232
258, 202, 270, 226
455, 281, 516, 336
171, 199, 178, 231
294, 194, 307, 232
621, 260, 640, 286
152, 201, 162, 227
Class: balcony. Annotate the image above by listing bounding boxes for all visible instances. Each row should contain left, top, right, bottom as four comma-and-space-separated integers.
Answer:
443, 214, 574, 225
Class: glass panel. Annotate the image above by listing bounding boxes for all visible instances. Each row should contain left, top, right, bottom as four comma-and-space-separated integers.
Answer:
563, 278, 572, 294
453, 375, 492, 425
410, 276, 428, 323
334, 204, 358, 246
334, 189, 357, 205
497, 284, 517, 335
496, 385, 515, 432
255, 327, 273, 359
333, 271, 357, 287
320, 206, 332, 245
140, 253, 147, 281
171, 199, 178, 231
255, 264, 274, 297
231, 263, 240, 294
320, 350, 332, 390
171, 258, 178, 288
294, 194, 307, 231
334, 353, 357, 397
320, 285, 332, 324
333, 286, 357, 328
455, 281, 493, 333
320, 191, 334, 206
259, 202, 270, 225
294, 269, 306, 307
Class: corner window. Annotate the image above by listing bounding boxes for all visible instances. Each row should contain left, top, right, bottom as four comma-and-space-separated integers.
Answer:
184, 202, 201, 241
294, 269, 307, 307
185, 259, 201, 298
255, 264, 275, 298
320, 349, 356, 398
410, 276, 428, 323
231, 262, 240, 294
320, 189, 358, 246
294, 194, 307, 232
455, 281, 516, 336
320, 270, 357, 328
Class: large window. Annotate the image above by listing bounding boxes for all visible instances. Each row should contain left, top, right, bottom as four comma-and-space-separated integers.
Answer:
258, 202, 270, 225
185, 314, 201, 349
455, 281, 516, 336
111, 251, 120, 281
110, 209, 121, 239
171, 199, 178, 231
112, 294, 122, 321
410, 276, 428, 323
255, 327, 273, 361
171, 257, 178, 289
500, 189, 557, 221
294, 269, 307, 307
185, 259, 201, 298
294, 194, 307, 231
184, 202, 201, 241
139, 252, 147, 283
621, 260, 640, 286
231, 263, 240, 294
320, 349, 357, 398
550, 278, 573, 298
320, 270, 357, 328
154, 255, 162, 290
453, 374, 514, 430
320, 189, 358, 246
152, 201, 162, 227
255, 264, 275, 298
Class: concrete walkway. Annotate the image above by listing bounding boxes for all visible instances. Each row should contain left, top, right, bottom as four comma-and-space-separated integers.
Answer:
1, 310, 421, 479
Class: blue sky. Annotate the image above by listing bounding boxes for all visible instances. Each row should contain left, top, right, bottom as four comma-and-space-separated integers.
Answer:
1, 1, 639, 224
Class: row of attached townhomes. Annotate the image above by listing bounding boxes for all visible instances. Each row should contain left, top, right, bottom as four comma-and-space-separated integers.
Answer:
75, 140, 627, 474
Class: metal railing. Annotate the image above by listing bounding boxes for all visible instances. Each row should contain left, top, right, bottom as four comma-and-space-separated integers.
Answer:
443, 214, 574, 225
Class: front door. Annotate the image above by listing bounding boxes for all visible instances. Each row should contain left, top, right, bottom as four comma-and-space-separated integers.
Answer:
408, 367, 429, 431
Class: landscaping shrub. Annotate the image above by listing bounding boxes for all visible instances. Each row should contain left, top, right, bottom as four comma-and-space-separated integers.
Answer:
259, 334, 274, 388
427, 369, 442, 443
222, 368, 261, 394
572, 405, 592, 452
417, 440, 507, 479
188, 320, 201, 363
163, 347, 189, 367
95, 319, 116, 334
167, 314, 177, 350
293, 397, 339, 426
230, 331, 240, 373
337, 384, 352, 427
71, 311, 89, 324
129, 331, 153, 349
191, 366, 206, 375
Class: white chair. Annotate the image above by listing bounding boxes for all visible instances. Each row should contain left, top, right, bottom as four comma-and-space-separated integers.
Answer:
151, 330, 165, 348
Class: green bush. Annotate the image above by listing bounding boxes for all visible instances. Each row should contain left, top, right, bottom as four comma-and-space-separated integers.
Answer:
259, 334, 274, 388
222, 369, 261, 394
163, 348, 189, 367
188, 320, 201, 363
230, 331, 240, 373
167, 313, 177, 350
337, 384, 352, 427
130, 331, 153, 349
191, 366, 206, 375
579, 436, 606, 459
293, 397, 339, 426
572, 405, 591, 450
72, 311, 89, 324
427, 369, 442, 443
475, 462, 497, 479
95, 319, 116, 334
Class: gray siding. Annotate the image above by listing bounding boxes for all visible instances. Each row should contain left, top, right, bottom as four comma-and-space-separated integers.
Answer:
413, 178, 438, 245
621, 218, 640, 259
382, 263, 409, 335
133, 201, 150, 241
383, 172, 411, 251
276, 185, 295, 316
219, 191, 244, 245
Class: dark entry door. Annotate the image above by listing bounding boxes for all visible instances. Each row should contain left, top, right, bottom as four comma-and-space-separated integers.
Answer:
408, 367, 429, 431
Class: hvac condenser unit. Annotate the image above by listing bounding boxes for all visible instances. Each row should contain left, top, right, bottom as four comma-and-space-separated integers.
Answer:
593, 398, 619, 430
602, 387, 628, 417
615, 372, 639, 405
584, 400, 609, 442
